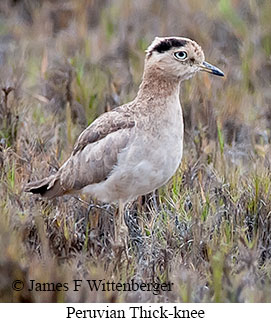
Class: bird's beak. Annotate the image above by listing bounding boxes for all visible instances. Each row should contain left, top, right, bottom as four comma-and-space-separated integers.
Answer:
199, 61, 224, 77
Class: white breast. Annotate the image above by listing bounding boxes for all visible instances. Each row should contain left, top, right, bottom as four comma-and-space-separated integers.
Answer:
82, 95, 184, 204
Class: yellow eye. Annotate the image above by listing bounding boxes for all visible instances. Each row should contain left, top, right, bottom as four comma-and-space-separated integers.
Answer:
174, 51, 188, 60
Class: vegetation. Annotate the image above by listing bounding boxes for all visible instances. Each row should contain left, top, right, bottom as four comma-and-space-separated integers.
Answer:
0, 0, 271, 302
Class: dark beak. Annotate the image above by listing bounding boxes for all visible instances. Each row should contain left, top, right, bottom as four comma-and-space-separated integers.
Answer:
200, 61, 224, 77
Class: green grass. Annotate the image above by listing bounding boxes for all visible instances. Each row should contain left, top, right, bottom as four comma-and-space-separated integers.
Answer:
0, 0, 271, 303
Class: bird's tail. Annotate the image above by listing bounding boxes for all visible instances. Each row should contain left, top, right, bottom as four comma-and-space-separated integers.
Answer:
24, 174, 65, 199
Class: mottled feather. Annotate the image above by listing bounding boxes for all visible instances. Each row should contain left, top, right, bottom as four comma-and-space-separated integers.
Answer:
73, 105, 135, 155
59, 127, 133, 191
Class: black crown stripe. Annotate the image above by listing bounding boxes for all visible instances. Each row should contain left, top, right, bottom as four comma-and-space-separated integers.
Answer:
153, 38, 187, 53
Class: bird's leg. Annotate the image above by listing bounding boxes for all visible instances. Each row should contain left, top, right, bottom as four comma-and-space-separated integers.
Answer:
137, 196, 145, 235
114, 200, 129, 248
119, 200, 125, 229
89, 200, 100, 230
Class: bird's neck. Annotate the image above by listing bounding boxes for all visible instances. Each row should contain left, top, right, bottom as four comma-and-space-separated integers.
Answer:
136, 65, 180, 102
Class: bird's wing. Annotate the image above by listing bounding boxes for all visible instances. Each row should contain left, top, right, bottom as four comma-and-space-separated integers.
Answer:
72, 106, 135, 155
25, 106, 136, 198
57, 107, 135, 192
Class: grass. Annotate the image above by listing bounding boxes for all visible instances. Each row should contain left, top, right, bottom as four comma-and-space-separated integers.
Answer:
1, 0, 271, 302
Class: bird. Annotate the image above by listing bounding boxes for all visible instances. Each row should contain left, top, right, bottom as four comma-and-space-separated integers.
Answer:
25, 36, 224, 241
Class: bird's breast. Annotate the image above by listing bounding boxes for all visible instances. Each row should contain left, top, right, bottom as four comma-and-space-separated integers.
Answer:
93, 101, 184, 204
125, 101, 184, 187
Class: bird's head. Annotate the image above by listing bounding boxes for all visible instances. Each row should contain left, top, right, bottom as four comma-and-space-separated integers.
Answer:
145, 36, 224, 81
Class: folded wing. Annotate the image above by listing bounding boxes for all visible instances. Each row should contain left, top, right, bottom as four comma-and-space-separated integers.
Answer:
25, 106, 135, 198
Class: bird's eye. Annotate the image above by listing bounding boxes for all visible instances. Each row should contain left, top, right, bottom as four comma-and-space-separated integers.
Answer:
174, 51, 188, 60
